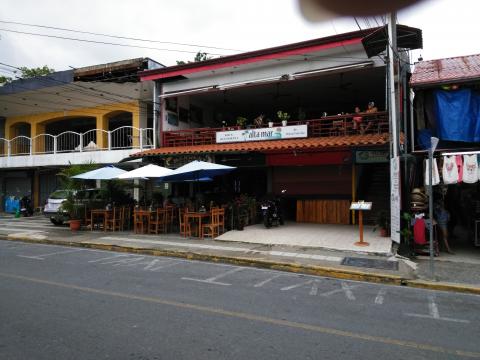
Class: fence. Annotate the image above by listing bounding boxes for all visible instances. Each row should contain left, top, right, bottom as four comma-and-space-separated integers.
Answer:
0, 126, 154, 157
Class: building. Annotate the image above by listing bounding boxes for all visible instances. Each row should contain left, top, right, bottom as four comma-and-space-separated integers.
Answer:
410, 53, 480, 251
0, 58, 163, 210
131, 26, 422, 226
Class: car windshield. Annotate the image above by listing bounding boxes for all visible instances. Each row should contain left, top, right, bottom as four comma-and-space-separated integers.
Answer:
49, 190, 70, 200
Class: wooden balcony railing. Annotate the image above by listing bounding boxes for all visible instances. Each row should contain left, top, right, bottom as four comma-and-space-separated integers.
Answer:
162, 112, 388, 148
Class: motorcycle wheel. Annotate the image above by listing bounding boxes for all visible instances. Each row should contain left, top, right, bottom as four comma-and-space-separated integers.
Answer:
264, 217, 271, 228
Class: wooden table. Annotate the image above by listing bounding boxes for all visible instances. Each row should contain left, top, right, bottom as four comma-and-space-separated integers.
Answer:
134, 209, 153, 234
90, 209, 112, 231
184, 211, 210, 238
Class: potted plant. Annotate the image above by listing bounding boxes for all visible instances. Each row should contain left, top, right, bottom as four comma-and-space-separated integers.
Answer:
277, 110, 290, 126
59, 191, 82, 231
373, 210, 390, 237
236, 116, 247, 128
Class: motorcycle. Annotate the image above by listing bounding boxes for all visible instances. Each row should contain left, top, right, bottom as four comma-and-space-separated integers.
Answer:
20, 195, 34, 217
261, 191, 285, 228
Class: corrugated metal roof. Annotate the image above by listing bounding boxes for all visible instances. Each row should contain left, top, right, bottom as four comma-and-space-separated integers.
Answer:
411, 54, 480, 87
131, 134, 389, 158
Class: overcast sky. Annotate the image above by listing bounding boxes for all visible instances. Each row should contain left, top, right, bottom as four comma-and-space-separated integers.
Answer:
0, 0, 477, 75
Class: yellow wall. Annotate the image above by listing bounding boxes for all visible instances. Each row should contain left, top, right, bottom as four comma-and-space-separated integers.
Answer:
5, 101, 141, 140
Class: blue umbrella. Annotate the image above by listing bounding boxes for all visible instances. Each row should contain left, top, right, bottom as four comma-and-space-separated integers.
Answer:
160, 160, 235, 182
71, 165, 127, 180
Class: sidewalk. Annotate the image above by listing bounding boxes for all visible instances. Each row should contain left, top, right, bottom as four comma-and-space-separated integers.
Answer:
2, 215, 480, 294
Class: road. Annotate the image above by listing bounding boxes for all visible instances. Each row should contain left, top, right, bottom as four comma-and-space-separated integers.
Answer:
0, 240, 479, 360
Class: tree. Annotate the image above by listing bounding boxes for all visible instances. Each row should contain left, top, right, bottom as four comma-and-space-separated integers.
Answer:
19, 65, 54, 78
0, 65, 55, 86
176, 51, 212, 65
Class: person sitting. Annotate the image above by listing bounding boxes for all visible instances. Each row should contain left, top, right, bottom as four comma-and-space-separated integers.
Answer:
365, 101, 378, 113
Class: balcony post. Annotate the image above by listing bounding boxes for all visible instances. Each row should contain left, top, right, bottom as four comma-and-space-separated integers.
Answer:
53, 136, 57, 154
79, 136, 83, 152
7, 140, 11, 157
29, 138, 32, 156
108, 131, 111, 151
140, 129, 144, 150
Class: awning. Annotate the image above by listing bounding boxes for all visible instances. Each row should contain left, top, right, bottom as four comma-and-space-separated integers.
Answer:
129, 134, 390, 159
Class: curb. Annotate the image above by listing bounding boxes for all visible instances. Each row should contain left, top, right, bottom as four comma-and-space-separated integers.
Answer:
4, 236, 480, 295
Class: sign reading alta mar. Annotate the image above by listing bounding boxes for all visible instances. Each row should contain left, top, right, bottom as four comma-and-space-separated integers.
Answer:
216, 125, 308, 144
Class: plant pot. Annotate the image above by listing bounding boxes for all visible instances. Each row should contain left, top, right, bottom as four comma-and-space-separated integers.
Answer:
268, 122, 273, 128
69, 219, 81, 232
282, 120, 288, 127
379, 228, 388, 237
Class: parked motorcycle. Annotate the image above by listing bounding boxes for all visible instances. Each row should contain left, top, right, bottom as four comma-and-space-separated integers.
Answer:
20, 195, 33, 217
261, 190, 286, 228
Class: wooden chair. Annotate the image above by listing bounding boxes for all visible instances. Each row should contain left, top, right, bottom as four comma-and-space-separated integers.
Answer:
217, 208, 226, 235
105, 207, 123, 232
165, 205, 175, 232
201, 208, 221, 239
84, 205, 92, 229
133, 209, 146, 234
149, 208, 167, 234
179, 208, 191, 237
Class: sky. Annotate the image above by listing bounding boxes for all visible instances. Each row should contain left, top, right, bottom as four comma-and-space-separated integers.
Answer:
0, 0, 477, 76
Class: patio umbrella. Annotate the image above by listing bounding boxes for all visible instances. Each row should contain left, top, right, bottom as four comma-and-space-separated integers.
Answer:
71, 165, 127, 180
159, 160, 235, 182
117, 164, 173, 180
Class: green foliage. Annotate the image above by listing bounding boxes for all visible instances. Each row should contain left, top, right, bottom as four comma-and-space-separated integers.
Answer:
19, 65, 54, 78
398, 212, 413, 243
277, 111, 291, 122
57, 162, 98, 190
0, 75, 12, 85
236, 116, 248, 127
176, 51, 212, 65
58, 191, 82, 219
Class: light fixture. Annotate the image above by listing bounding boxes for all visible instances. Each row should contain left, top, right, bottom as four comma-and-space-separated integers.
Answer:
159, 86, 214, 98
218, 74, 290, 91
292, 61, 373, 79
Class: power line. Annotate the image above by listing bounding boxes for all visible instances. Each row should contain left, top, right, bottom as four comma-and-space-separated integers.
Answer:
0, 19, 243, 52
0, 28, 227, 56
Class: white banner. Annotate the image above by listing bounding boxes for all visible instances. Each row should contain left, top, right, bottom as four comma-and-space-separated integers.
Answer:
216, 125, 308, 144
390, 156, 401, 244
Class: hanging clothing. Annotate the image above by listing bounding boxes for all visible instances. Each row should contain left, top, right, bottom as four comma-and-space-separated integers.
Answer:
442, 155, 458, 184
477, 154, 480, 181
463, 154, 478, 183
413, 218, 427, 245
456, 155, 463, 182
425, 158, 440, 186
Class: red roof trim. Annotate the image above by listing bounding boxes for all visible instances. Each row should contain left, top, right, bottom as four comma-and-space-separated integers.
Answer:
140, 38, 363, 81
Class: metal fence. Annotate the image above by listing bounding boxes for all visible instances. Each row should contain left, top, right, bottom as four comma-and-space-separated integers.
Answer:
0, 126, 154, 157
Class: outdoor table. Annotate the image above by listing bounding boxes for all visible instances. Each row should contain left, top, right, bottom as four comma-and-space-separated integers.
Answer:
90, 209, 112, 231
134, 209, 153, 234
184, 211, 210, 238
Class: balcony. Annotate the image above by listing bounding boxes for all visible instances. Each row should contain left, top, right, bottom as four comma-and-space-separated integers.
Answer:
162, 112, 388, 148
0, 126, 154, 169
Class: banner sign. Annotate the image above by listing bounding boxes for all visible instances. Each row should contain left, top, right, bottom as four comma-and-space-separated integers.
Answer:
216, 125, 308, 144
390, 156, 401, 244
354, 150, 390, 164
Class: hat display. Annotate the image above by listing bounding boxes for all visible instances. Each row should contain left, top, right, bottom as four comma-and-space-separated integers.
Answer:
410, 188, 428, 211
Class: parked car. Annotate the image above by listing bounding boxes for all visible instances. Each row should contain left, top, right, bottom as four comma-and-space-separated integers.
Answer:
44, 189, 105, 225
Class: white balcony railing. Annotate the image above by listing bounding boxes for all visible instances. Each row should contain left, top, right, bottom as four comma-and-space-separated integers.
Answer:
0, 126, 154, 157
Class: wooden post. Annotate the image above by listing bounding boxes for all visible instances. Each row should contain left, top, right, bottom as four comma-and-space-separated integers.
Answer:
354, 209, 369, 246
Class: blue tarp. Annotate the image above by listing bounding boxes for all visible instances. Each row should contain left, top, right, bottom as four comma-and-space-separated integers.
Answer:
4, 197, 20, 213
434, 89, 480, 142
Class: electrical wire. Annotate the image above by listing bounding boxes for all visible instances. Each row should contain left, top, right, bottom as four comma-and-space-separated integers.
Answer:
0, 19, 243, 52
0, 28, 227, 56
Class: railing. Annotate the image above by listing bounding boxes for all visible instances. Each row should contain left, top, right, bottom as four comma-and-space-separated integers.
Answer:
162, 112, 388, 147
0, 126, 154, 157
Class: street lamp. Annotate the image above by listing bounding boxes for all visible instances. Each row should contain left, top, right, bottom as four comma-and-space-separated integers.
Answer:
428, 136, 439, 279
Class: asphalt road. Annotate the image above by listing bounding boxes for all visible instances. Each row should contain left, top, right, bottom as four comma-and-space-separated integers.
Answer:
0, 240, 479, 360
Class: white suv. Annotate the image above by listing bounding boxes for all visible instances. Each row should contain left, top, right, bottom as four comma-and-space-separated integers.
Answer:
44, 190, 72, 225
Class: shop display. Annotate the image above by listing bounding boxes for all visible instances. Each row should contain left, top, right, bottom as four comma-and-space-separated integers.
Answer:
442, 155, 458, 184
424, 158, 440, 186
462, 154, 478, 184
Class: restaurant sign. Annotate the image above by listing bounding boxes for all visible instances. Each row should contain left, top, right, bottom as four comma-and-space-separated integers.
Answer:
354, 150, 390, 164
216, 125, 308, 144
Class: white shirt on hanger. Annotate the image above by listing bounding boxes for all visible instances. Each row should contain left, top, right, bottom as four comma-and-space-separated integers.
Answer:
425, 158, 440, 186
442, 155, 458, 184
463, 154, 478, 184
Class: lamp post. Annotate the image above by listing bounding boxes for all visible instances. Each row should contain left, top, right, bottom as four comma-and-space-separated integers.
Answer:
428, 136, 439, 279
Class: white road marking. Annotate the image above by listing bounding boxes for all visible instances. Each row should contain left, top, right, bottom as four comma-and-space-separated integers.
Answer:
253, 274, 282, 288
182, 267, 244, 286
88, 254, 130, 263
309, 281, 319, 296
0, 228, 46, 233
150, 261, 181, 271
320, 282, 359, 300
17, 248, 83, 260
281, 279, 315, 291
405, 295, 470, 323
375, 289, 386, 305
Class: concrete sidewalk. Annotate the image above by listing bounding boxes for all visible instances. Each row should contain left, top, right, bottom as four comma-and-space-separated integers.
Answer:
1, 215, 479, 294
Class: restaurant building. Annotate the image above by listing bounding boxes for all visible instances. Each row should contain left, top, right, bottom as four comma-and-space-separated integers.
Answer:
131, 26, 422, 226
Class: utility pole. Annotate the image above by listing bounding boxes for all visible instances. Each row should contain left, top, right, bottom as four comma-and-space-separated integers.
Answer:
388, 13, 401, 244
